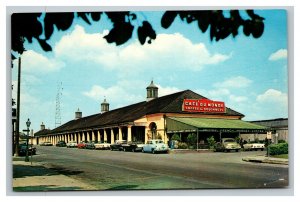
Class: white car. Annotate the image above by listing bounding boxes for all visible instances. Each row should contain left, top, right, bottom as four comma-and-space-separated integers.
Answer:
243, 143, 265, 151
94, 142, 111, 150
66, 141, 78, 148
142, 139, 169, 154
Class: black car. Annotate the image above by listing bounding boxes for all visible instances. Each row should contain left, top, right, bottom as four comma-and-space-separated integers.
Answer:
56, 141, 66, 147
122, 141, 145, 152
110, 140, 127, 151
18, 143, 36, 156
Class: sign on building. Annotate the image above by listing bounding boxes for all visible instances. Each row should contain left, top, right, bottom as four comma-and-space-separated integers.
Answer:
267, 132, 272, 139
182, 99, 226, 113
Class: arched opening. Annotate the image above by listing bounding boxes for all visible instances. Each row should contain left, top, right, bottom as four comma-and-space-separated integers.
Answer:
149, 122, 157, 140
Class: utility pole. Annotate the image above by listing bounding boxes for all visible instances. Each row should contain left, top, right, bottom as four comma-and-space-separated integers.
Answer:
14, 57, 21, 157
55, 82, 63, 128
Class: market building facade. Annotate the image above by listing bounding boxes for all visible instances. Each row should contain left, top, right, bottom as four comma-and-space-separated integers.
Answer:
34, 81, 269, 146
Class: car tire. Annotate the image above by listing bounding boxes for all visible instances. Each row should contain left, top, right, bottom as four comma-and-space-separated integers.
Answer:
261, 148, 264, 151
152, 149, 155, 154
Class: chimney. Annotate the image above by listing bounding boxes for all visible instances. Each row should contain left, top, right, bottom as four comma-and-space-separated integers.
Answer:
75, 108, 82, 119
40, 122, 45, 130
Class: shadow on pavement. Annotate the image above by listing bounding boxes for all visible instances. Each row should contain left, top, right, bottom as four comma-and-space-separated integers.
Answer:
13, 164, 84, 178
108, 184, 139, 190
13, 185, 84, 192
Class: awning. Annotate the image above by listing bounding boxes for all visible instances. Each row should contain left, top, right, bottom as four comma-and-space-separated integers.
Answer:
166, 117, 268, 133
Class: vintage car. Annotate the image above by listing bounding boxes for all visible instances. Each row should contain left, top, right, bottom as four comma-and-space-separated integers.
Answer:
77, 141, 87, 149
215, 138, 241, 152
110, 140, 127, 151
40, 141, 53, 146
243, 143, 265, 151
66, 141, 78, 148
56, 140, 67, 147
122, 141, 145, 152
85, 141, 96, 149
94, 142, 111, 150
142, 139, 169, 154
18, 143, 36, 156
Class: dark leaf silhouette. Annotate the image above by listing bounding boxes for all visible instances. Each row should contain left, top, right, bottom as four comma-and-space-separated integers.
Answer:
138, 21, 156, 45
77, 12, 91, 25
11, 10, 265, 54
91, 12, 102, 21
161, 11, 178, 28
104, 22, 134, 45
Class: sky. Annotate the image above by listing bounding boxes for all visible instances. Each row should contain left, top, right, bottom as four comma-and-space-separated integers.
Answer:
11, 9, 288, 133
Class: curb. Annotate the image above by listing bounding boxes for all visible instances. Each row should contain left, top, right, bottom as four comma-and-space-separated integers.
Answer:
242, 156, 288, 165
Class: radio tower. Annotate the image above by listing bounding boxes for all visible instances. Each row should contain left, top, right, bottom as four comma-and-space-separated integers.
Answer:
55, 82, 63, 128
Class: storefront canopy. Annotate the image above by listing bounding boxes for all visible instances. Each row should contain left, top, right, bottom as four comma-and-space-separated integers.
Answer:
166, 117, 268, 133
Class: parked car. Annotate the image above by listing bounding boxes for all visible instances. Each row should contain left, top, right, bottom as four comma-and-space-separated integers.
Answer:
85, 141, 96, 149
243, 143, 265, 151
110, 140, 127, 151
142, 139, 169, 154
40, 141, 53, 146
77, 141, 87, 149
56, 140, 67, 147
215, 138, 241, 152
122, 141, 145, 152
18, 143, 36, 156
94, 142, 111, 150
66, 141, 78, 148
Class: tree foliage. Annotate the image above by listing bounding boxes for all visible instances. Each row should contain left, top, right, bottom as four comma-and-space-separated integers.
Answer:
11, 10, 265, 55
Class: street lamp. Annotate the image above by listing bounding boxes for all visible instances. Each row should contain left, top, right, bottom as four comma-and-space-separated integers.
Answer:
25, 118, 31, 162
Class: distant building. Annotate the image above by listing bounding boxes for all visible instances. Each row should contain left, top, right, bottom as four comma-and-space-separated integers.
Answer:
241, 118, 288, 143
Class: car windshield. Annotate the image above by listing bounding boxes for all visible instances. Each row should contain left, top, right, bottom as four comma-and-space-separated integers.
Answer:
156, 140, 164, 144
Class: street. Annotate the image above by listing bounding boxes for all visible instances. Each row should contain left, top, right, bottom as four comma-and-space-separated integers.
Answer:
27, 146, 288, 190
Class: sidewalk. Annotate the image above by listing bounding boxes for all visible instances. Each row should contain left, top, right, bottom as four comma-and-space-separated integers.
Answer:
12, 157, 96, 191
242, 155, 289, 165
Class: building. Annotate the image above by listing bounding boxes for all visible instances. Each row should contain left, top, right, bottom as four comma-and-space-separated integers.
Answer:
241, 118, 288, 143
34, 81, 268, 146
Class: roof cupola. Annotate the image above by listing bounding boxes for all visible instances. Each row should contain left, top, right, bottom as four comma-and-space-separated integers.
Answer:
101, 98, 110, 113
75, 108, 82, 119
146, 80, 158, 102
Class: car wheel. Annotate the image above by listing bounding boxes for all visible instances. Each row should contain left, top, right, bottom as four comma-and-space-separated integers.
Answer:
152, 149, 155, 154
261, 148, 264, 151
236, 149, 240, 152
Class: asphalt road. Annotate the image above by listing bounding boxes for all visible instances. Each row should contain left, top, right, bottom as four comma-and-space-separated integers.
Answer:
32, 146, 289, 190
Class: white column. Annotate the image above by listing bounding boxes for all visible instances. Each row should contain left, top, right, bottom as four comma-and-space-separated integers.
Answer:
127, 126, 132, 142
145, 127, 148, 143
92, 131, 95, 141
104, 129, 107, 143
111, 129, 115, 143
97, 130, 101, 142
118, 127, 122, 141
87, 131, 91, 142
